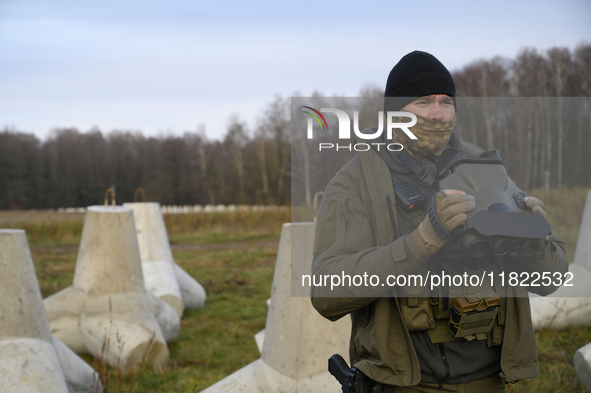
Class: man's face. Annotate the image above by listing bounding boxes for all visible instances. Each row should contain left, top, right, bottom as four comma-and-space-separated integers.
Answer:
401, 94, 455, 122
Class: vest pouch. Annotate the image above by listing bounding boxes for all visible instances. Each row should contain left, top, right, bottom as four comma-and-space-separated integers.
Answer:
432, 284, 463, 320
488, 296, 506, 346
449, 306, 498, 341
398, 269, 434, 331
400, 296, 435, 331
454, 290, 500, 313
488, 262, 506, 347
449, 291, 500, 343
431, 267, 492, 320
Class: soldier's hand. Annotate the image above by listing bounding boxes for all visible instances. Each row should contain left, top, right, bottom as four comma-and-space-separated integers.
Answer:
524, 196, 547, 220
411, 190, 476, 259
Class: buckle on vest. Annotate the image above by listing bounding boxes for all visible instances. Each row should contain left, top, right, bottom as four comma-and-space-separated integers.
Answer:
420, 171, 438, 188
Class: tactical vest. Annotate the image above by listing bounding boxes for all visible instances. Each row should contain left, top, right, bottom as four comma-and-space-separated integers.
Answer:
390, 146, 551, 347
396, 217, 505, 347
391, 177, 506, 347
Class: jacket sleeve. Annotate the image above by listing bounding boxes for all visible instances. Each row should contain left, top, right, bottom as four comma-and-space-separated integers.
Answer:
514, 229, 569, 296
310, 171, 427, 322
508, 180, 569, 296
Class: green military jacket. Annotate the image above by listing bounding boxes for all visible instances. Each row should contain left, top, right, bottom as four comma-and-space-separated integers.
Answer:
310, 138, 568, 386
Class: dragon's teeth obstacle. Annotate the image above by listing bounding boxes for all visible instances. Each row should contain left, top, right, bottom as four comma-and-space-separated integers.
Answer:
44, 206, 176, 372
530, 191, 591, 330
200, 223, 350, 393
124, 202, 206, 315
0, 229, 101, 393
529, 191, 591, 389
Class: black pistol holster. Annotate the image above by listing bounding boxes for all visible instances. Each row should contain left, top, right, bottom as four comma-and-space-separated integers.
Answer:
328, 354, 393, 393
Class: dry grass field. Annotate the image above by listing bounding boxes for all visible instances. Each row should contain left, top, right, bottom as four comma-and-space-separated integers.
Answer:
0, 186, 589, 392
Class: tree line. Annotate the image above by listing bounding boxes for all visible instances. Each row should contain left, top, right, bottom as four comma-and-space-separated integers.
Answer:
291, 43, 591, 205
1, 42, 590, 210
452, 43, 591, 191
0, 109, 290, 210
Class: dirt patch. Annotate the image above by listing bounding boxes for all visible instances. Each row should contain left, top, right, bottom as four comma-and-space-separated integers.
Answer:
0, 211, 85, 224
32, 244, 80, 253
171, 240, 278, 251
29, 240, 279, 254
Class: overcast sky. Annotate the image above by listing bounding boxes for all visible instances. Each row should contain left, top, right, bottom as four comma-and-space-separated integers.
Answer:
1, 0, 589, 141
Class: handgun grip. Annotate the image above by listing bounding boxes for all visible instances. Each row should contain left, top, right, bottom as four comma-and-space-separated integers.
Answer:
328, 354, 351, 389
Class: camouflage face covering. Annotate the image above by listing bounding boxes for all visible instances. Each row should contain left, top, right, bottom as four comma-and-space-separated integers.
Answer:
392, 115, 456, 158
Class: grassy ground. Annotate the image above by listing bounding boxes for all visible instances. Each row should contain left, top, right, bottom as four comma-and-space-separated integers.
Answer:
509, 327, 591, 393
1, 210, 288, 392
527, 187, 589, 260
0, 187, 589, 392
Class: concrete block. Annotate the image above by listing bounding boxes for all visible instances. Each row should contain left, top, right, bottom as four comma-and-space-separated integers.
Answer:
575, 342, 591, 392
530, 295, 591, 330
80, 293, 169, 370
573, 192, 591, 272
173, 262, 207, 309
0, 229, 100, 393
0, 338, 70, 393
147, 291, 181, 343
44, 285, 86, 353
201, 223, 350, 393
254, 330, 265, 354
124, 202, 207, 314
46, 285, 180, 349
124, 202, 185, 316
254, 299, 270, 354
44, 206, 171, 372
52, 335, 103, 393
531, 192, 591, 330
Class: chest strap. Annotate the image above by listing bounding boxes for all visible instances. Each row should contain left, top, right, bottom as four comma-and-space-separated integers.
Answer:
395, 150, 438, 188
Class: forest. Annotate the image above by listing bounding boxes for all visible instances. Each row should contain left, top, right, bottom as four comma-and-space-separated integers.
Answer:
1, 42, 590, 210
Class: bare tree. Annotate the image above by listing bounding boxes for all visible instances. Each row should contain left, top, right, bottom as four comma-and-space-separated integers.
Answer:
547, 48, 571, 187
254, 119, 271, 204
262, 96, 290, 205
223, 115, 249, 204
191, 124, 215, 204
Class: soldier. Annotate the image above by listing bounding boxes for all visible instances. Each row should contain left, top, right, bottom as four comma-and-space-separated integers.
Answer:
311, 51, 568, 392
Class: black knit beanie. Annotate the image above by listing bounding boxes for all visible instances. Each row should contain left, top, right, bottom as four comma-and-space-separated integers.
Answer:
384, 51, 456, 111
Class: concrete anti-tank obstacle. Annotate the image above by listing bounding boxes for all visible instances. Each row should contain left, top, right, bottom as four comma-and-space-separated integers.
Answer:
528, 192, 591, 391
254, 298, 271, 354
530, 191, 591, 330
201, 223, 350, 393
123, 202, 184, 316
124, 202, 207, 315
0, 229, 101, 393
575, 342, 591, 393
44, 206, 176, 372
173, 262, 207, 309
